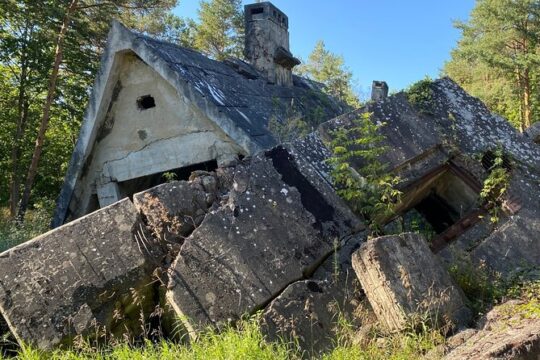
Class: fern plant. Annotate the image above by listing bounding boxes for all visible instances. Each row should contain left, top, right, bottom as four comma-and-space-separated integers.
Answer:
327, 112, 401, 234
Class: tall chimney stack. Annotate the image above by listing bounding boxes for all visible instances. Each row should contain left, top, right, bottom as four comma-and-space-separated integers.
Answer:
244, 2, 300, 87
371, 81, 389, 102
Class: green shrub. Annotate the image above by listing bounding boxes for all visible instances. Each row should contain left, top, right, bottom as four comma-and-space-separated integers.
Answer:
327, 112, 401, 235
406, 77, 435, 115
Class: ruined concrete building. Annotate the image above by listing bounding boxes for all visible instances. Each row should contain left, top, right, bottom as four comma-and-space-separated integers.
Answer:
1, 1, 539, 357
52, 2, 345, 227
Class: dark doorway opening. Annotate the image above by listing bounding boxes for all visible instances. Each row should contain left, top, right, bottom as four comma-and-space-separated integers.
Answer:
118, 159, 218, 200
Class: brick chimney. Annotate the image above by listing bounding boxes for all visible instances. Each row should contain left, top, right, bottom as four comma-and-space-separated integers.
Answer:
244, 2, 300, 87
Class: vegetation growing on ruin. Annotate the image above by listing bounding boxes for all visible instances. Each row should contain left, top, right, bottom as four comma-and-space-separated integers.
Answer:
0, 202, 53, 252
448, 250, 540, 319
406, 77, 435, 115
327, 113, 401, 234
479, 148, 511, 224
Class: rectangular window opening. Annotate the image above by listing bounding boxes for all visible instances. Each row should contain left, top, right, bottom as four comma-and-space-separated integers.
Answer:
117, 159, 218, 200
385, 163, 483, 250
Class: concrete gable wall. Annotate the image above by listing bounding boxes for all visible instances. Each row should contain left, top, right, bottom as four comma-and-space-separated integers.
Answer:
69, 53, 245, 220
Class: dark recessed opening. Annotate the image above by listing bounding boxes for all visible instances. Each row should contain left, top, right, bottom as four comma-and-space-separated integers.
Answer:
137, 95, 156, 110
414, 192, 459, 234
118, 159, 218, 200
481, 150, 512, 172
386, 165, 481, 244
251, 7, 264, 15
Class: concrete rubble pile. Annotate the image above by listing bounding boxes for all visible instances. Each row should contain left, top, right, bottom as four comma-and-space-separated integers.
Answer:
0, 78, 538, 358
0, 145, 364, 354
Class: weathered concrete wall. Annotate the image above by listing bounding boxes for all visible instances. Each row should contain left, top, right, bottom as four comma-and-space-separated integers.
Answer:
71, 53, 245, 219
0, 199, 166, 349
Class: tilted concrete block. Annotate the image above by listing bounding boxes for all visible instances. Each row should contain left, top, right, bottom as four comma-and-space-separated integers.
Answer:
133, 175, 217, 244
352, 233, 471, 332
0, 199, 165, 349
166, 147, 360, 336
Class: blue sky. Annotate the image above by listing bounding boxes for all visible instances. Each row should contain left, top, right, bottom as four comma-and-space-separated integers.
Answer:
173, 0, 475, 95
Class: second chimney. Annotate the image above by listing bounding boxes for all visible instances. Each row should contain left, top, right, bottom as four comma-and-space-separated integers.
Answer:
244, 2, 300, 87
371, 81, 389, 102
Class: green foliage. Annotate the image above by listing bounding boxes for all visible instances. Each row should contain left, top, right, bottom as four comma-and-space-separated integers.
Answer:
193, 0, 244, 60
7, 313, 448, 360
444, 0, 540, 130
448, 257, 506, 317
385, 210, 437, 243
0, 203, 53, 252
323, 314, 445, 360
268, 117, 309, 143
449, 250, 540, 320
13, 318, 296, 360
296, 41, 360, 108
406, 77, 435, 115
503, 280, 540, 319
479, 148, 510, 223
161, 172, 178, 183
327, 113, 401, 234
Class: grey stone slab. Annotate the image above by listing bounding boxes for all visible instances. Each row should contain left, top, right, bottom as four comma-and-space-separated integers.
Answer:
444, 301, 540, 360
133, 176, 217, 244
0, 199, 165, 349
262, 233, 366, 356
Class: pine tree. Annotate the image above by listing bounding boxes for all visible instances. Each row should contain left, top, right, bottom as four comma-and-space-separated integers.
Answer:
0, 0, 180, 219
444, 0, 540, 131
297, 40, 360, 108
193, 0, 244, 60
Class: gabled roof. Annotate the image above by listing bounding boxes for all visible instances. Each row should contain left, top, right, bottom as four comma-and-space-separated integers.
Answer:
52, 21, 345, 227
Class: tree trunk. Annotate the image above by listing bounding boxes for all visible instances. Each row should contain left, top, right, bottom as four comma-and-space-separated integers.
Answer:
522, 69, 532, 129
9, 18, 31, 218
17, 0, 79, 220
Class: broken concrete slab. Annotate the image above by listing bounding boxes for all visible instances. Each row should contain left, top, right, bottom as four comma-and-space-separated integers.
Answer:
0, 199, 165, 349
444, 300, 540, 359
261, 280, 341, 356
166, 146, 361, 336
133, 174, 218, 244
261, 233, 366, 356
352, 233, 471, 332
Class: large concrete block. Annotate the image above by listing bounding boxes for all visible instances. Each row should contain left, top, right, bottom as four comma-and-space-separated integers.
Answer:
352, 233, 471, 332
166, 147, 360, 335
133, 174, 217, 244
0, 199, 165, 349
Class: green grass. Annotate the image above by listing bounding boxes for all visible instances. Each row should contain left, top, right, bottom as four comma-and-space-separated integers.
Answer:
3, 316, 447, 360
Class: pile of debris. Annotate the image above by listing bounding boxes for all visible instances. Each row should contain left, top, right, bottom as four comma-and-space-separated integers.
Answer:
0, 77, 539, 358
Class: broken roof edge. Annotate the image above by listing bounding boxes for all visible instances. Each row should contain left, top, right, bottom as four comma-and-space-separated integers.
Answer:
51, 21, 271, 228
